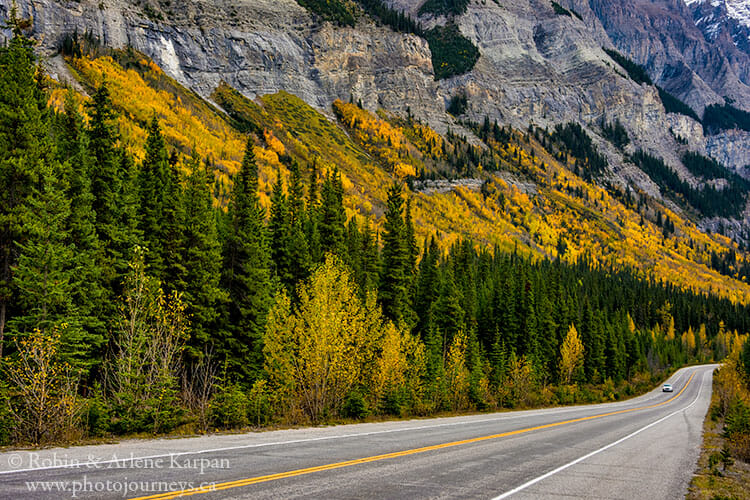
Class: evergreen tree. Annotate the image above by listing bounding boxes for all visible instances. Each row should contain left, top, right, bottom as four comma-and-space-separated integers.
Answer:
519, 278, 540, 369
160, 153, 184, 294
360, 220, 380, 295
10, 159, 100, 371
379, 182, 412, 325
138, 115, 170, 279
86, 82, 120, 237
269, 174, 295, 292
305, 159, 322, 264
180, 152, 225, 359
55, 93, 107, 367
345, 217, 363, 288
85, 82, 140, 302
221, 138, 274, 382
287, 160, 311, 287
0, 15, 48, 357
404, 197, 418, 278
415, 237, 440, 337
498, 270, 519, 350
431, 265, 465, 351
488, 331, 507, 388
318, 167, 346, 257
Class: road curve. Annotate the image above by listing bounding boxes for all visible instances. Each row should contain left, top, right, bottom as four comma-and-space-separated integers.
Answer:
0, 364, 716, 499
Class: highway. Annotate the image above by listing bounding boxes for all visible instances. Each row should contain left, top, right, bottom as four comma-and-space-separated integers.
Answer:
0, 364, 715, 499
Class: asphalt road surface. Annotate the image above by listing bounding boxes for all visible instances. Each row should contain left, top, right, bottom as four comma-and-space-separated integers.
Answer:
0, 364, 716, 499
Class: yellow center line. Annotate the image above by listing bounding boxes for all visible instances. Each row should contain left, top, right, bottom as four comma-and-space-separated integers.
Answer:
131, 372, 696, 500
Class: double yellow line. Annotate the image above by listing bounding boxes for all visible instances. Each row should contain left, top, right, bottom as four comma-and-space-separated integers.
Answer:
132, 372, 696, 499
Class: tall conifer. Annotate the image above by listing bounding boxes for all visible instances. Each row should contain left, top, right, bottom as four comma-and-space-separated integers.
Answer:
379, 182, 412, 324
319, 167, 346, 257
180, 152, 225, 359
0, 18, 47, 357
221, 138, 273, 382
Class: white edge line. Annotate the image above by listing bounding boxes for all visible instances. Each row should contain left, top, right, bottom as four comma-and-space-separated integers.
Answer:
0, 367, 701, 476
491, 368, 710, 500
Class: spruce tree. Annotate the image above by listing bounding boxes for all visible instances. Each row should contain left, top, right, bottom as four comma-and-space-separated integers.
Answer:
498, 270, 519, 349
287, 160, 311, 287
0, 18, 47, 357
10, 160, 100, 371
404, 197, 418, 277
519, 278, 540, 373
345, 217, 362, 287
159, 150, 184, 294
318, 167, 346, 257
269, 174, 295, 292
431, 265, 464, 349
359, 220, 380, 296
379, 182, 411, 324
305, 159, 322, 264
56, 93, 107, 367
180, 152, 225, 359
86, 82, 121, 237
138, 115, 170, 279
415, 237, 440, 337
221, 138, 274, 382
85, 82, 141, 301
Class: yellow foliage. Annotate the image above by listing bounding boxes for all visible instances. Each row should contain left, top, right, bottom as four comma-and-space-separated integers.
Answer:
445, 331, 470, 411
369, 323, 426, 412
394, 162, 417, 179
61, 52, 750, 306
559, 324, 584, 384
264, 255, 402, 422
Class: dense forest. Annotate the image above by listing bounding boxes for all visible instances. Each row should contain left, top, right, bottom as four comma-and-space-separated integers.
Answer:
630, 150, 748, 219
1, 20, 748, 446
703, 102, 750, 135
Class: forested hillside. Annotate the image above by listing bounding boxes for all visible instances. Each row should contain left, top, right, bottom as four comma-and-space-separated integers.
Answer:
1, 17, 749, 445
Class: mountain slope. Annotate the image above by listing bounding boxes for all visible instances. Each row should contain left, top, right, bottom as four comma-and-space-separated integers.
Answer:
2, 0, 750, 282
44, 47, 750, 304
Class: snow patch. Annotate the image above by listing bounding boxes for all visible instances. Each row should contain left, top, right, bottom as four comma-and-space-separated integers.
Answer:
725, 0, 750, 28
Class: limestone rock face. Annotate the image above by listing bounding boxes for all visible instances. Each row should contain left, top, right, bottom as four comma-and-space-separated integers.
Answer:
1, 0, 449, 124
707, 130, 750, 172
1, 0, 748, 196
587, 0, 750, 112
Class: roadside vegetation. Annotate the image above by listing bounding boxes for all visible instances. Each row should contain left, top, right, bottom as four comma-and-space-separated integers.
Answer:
688, 343, 750, 500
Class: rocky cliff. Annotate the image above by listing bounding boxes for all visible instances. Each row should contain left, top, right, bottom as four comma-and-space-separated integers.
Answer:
1, 0, 749, 224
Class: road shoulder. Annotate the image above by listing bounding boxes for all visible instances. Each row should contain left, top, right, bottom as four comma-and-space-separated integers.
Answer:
687, 366, 750, 500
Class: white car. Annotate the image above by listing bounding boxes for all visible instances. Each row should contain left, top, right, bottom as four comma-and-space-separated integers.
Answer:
662, 383, 673, 392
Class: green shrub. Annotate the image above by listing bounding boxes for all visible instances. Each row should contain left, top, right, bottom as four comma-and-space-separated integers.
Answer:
209, 383, 248, 429
0, 381, 12, 446
247, 379, 272, 427
382, 387, 411, 416
343, 390, 370, 419
724, 397, 750, 438
85, 384, 111, 437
